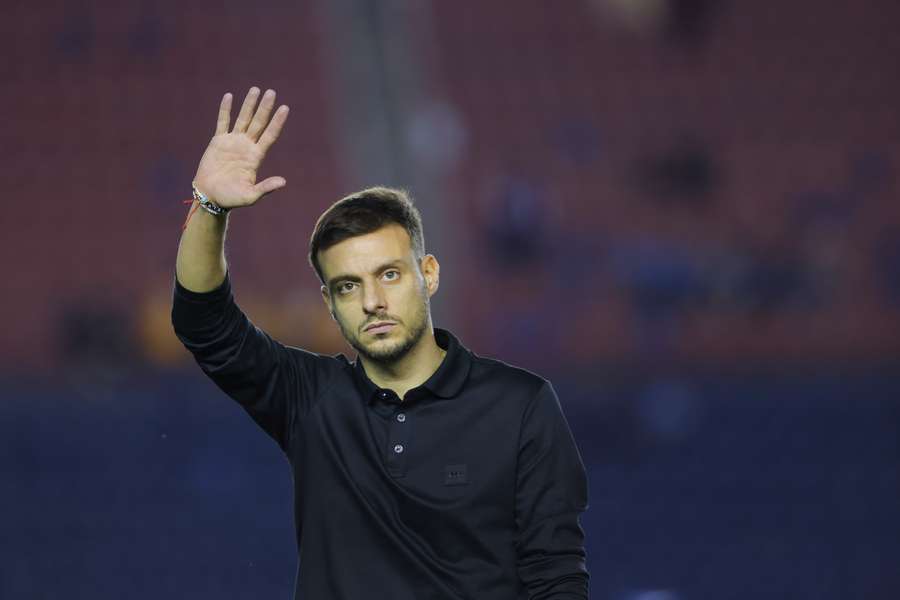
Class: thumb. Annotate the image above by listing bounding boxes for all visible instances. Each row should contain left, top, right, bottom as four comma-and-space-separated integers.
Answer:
253, 176, 286, 200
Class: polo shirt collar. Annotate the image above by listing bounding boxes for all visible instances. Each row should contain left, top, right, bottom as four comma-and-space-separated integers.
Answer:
353, 327, 471, 403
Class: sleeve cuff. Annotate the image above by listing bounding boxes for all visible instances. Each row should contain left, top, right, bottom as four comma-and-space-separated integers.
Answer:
173, 271, 232, 304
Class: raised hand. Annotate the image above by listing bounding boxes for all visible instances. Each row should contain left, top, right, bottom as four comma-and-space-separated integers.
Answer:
193, 87, 290, 210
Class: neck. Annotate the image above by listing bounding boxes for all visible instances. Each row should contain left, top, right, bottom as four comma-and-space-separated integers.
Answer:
361, 327, 447, 396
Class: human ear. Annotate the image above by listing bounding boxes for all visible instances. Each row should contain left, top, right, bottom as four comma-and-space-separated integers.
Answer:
320, 285, 335, 320
421, 254, 440, 296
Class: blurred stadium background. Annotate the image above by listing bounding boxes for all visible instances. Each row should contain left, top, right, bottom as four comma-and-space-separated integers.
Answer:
3, 0, 899, 598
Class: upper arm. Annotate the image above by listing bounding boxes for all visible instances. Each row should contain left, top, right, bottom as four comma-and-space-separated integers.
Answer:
514, 381, 590, 599
171, 272, 332, 453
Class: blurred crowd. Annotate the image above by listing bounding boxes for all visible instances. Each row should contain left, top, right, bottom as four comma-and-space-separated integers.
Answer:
3, 0, 898, 374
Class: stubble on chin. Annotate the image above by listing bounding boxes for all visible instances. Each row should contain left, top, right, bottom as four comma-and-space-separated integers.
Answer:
352, 318, 426, 364
342, 306, 429, 365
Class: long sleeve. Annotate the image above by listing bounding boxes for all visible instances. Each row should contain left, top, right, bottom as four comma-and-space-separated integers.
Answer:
170, 271, 330, 454
514, 381, 590, 600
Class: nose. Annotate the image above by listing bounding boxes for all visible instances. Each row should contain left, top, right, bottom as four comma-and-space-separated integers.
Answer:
362, 280, 387, 315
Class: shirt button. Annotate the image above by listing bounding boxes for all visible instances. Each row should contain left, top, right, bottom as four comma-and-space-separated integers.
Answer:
379, 390, 389, 399
396, 413, 406, 422
393, 444, 404, 454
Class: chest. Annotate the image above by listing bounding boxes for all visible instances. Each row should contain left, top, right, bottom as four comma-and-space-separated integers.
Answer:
294, 391, 522, 517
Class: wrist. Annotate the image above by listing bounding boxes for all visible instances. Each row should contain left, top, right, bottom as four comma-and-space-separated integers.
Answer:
191, 183, 230, 216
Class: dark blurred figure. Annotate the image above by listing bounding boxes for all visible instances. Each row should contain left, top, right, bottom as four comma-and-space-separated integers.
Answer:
484, 173, 548, 267
634, 136, 718, 210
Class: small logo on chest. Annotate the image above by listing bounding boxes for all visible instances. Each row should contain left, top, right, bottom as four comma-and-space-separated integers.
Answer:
444, 463, 468, 486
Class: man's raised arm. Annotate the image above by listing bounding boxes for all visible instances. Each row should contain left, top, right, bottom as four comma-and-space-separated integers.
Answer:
170, 87, 324, 453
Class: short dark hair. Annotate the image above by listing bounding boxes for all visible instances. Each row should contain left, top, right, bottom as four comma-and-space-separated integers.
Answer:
308, 186, 426, 286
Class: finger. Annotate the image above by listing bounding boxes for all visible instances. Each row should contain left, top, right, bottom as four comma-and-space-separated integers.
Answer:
246, 89, 276, 142
233, 87, 261, 133
257, 105, 290, 153
215, 92, 232, 135
252, 176, 287, 201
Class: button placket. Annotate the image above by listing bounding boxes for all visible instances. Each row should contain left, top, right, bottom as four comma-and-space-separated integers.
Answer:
386, 407, 411, 478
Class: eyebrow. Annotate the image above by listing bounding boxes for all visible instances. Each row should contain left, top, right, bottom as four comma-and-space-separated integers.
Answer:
327, 260, 405, 291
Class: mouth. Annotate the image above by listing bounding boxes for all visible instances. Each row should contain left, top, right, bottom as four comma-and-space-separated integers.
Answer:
364, 321, 398, 335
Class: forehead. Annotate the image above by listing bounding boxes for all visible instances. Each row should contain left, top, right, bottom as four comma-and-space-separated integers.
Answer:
318, 224, 415, 280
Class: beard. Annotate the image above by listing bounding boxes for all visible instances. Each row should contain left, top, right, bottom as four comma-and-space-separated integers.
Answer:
337, 293, 430, 365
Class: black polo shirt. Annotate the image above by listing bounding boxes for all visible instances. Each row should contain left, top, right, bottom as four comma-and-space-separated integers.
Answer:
171, 272, 589, 600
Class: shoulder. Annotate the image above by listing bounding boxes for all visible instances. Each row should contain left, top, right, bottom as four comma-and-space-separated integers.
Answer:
282, 345, 354, 382
466, 350, 551, 400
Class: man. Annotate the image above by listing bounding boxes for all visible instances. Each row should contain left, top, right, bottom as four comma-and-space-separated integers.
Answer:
172, 87, 589, 600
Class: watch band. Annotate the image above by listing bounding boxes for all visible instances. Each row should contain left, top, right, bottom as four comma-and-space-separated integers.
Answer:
192, 184, 230, 216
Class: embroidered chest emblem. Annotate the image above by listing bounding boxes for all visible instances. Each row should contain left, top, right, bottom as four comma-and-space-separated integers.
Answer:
444, 463, 468, 486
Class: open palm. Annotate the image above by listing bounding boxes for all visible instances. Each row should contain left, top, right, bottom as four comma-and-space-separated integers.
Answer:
193, 87, 290, 209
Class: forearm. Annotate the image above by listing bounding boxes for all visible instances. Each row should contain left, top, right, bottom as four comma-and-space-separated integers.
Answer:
175, 200, 229, 292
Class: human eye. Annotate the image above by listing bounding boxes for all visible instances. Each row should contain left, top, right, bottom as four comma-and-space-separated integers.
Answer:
382, 269, 400, 281
336, 282, 356, 295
